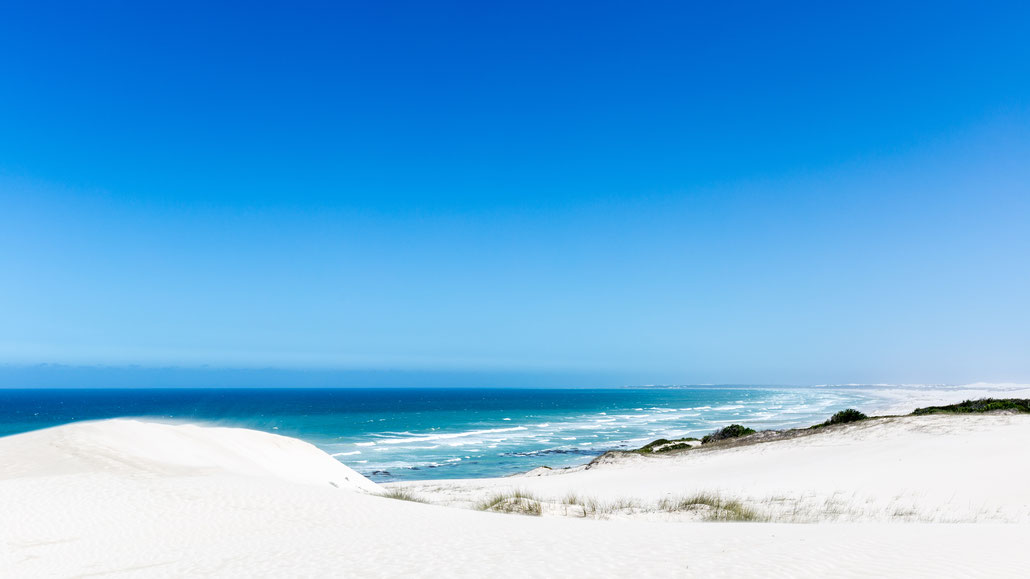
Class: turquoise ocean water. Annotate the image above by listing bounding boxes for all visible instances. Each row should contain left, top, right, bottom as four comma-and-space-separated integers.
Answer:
0, 387, 881, 481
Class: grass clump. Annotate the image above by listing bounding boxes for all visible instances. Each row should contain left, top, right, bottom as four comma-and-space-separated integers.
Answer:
701, 424, 756, 444
380, 489, 428, 503
475, 490, 543, 516
658, 492, 765, 521
911, 398, 1030, 415
561, 493, 600, 517
560, 493, 641, 518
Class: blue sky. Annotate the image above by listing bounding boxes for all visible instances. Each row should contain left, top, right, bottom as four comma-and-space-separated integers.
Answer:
1, 1, 1028, 387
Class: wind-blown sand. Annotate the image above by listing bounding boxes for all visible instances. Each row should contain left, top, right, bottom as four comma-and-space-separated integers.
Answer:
2, 412, 1029, 577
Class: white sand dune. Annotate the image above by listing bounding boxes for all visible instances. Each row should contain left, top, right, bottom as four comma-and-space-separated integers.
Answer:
395, 414, 1030, 523
2, 417, 1029, 578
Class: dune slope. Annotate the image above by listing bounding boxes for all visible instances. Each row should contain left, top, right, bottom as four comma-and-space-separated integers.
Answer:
1, 418, 1027, 578
394, 414, 1030, 523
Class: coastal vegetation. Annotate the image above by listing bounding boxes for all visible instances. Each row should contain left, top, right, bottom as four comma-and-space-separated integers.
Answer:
628, 399, 1030, 455
387, 400, 1030, 524
381, 489, 429, 503
635, 437, 699, 454
813, 408, 868, 428
911, 398, 1030, 415
559, 492, 763, 521
559, 493, 640, 517
657, 493, 765, 522
475, 490, 543, 516
701, 424, 756, 444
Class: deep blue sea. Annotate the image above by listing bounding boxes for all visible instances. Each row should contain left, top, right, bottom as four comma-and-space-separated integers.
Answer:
0, 387, 881, 481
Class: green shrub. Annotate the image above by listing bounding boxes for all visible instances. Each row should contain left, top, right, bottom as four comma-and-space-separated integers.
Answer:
911, 398, 1030, 415
701, 424, 756, 444
637, 438, 671, 452
823, 408, 868, 426
635, 437, 700, 453
656, 442, 693, 453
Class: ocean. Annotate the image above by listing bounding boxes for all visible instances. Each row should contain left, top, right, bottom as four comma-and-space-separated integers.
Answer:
0, 387, 881, 481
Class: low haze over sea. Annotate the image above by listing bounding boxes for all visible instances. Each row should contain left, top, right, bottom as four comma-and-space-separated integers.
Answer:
0, 387, 884, 481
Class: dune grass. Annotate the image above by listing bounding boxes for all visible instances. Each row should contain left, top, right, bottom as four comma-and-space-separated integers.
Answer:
470, 401, 1030, 522
475, 490, 543, 516
559, 493, 642, 517
380, 488, 429, 503
658, 492, 766, 521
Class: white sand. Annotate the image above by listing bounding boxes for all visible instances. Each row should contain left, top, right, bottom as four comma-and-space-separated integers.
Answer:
2, 416, 1029, 577
395, 414, 1030, 523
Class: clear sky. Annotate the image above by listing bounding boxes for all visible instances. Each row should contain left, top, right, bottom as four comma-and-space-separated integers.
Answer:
1, 1, 1028, 387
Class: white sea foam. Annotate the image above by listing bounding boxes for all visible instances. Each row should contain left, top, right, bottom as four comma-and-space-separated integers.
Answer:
374, 426, 528, 445
340, 387, 918, 480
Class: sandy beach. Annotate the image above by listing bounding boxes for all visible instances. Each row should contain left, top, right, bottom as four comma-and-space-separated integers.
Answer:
2, 388, 1029, 577
5, 1, 1028, 575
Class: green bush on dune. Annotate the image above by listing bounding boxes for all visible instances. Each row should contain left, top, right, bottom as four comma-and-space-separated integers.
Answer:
821, 408, 868, 426
630, 398, 1029, 457
701, 424, 756, 444
636, 437, 700, 454
655, 442, 693, 453
911, 398, 1030, 415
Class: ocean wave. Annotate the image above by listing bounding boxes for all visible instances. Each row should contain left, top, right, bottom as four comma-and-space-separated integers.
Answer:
500, 447, 601, 458
334, 388, 878, 480
372, 426, 528, 445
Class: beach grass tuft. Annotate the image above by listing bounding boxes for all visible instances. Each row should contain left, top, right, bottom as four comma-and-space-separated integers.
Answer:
475, 490, 543, 516
658, 492, 766, 521
380, 488, 429, 503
